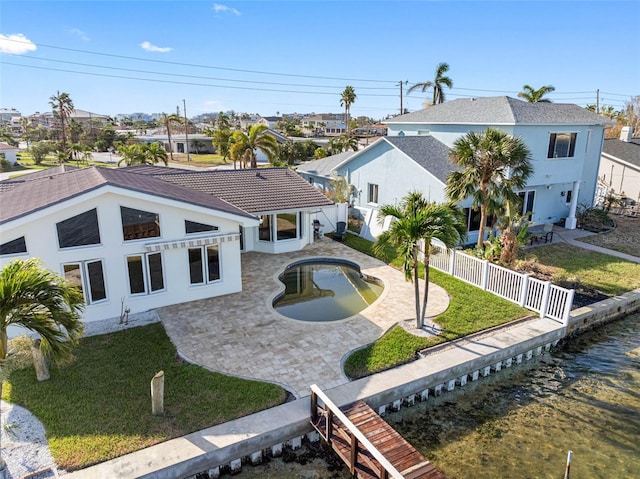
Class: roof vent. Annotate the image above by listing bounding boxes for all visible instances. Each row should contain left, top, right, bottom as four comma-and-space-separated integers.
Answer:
620, 126, 633, 142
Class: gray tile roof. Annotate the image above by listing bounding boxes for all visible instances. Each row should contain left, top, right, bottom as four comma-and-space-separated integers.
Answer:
295, 151, 357, 178
384, 136, 455, 183
130, 167, 334, 213
0, 167, 255, 225
385, 96, 612, 125
602, 138, 640, 168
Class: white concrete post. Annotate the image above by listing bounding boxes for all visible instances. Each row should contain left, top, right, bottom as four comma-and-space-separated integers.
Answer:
449, 248, 456, 275
31, 339, 50, 382
481, 260, 490, 290
565, 181, 581, 229
563, 289, 575, 326
520, 274, 530, 307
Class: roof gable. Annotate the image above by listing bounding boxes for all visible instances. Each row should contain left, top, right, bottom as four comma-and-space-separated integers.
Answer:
383, 136, 454, 183
295, 151, 357, 178
602, 138, 640, 169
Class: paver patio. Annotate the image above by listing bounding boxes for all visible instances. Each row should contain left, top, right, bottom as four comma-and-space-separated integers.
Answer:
159, 237, 449, 397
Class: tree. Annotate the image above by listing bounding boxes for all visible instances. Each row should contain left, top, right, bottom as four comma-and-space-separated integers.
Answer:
117, 142, 168, 166
161, 113, 183, 162
373, 192, 466, 329
329, 134, 359, 154
517, 84, 555, 103
314, 147, 329, 160
48, 91, 74, 157
408, 62, 453, 105
229, 124, 279, 168
0, 258, 85, 392
29, 142, 51, 165
216, 111, 231, 130
191, 138, 205, 154
446, 128, 533, 248
340, 86, 357, 132
211, 129, 233, 163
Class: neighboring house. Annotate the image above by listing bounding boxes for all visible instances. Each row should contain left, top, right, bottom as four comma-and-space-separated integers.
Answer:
259, 116, 282, 129
598, 126, 640, 203
298, 96, 611, 243
0, 142, 19, 165
0, 166, 333, 331
135, 133, 216, 154
297, 151, 357, 192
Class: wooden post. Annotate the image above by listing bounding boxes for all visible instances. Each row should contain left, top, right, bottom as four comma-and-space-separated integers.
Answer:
326, 409, 333, 444
350, 434, 358, 475
310, 390, 318, 424
564, 450, 573, 479
31, 339, 50, 382
151, 371, 164, 416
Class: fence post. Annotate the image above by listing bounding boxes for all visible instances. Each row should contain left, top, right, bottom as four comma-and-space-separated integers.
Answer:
520, 274, 529, 307
562, 289, 575, 326
449, 248, 456, 275
540, 281, 551, 318
482, 260, 490, 290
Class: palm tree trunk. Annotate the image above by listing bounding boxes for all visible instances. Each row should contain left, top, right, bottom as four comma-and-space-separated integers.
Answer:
420, 254, 431, 327
413, 248, 421, 329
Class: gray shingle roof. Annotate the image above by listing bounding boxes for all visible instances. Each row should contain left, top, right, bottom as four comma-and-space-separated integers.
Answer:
129, 167, 334, 213
0, 167, 255, 225
385, 96, 612, 125
602, 138, 640, 168
295, 151, 357, 178
384, 136, 454, 183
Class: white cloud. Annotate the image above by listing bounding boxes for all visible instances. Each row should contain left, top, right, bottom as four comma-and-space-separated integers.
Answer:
140, 41, 173, 53
68, 28, 90, 42
0, 33, 37, 54
213, 3, 241, 16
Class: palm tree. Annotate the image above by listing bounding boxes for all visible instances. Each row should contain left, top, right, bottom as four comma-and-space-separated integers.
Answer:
446, 128, 533, 248
117, 142, 168, 166
229, 124, 279, 168
340, 86, 357, 132
374, 192, 466, 329
517, 84, 555, 103
329, 134, 359, 154
161, 113, 183, 162
0, 258, 85, 393
48, 91, 74, 156
216, 111, 231, 130
408, 62, 453, 105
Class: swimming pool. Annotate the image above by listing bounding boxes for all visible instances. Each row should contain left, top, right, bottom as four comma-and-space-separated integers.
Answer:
273, 259, 383, 322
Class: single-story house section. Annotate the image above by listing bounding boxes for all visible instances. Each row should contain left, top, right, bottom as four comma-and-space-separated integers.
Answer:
0, 142, 20, 165
298, 97, 611, 243
598, 126, 640, 203
0, 166, 334, 331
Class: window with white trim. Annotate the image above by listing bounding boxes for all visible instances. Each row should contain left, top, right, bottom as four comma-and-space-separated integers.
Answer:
547, 133, 577, 158
121, 206, 160, 241
188, 245, 221, 284
185, 220, 218, 235
368, 183, 379, 204
126, 252, 165, 295
63, 259, 107, 304
518, 190, 536, 217
0, 236, 27, 256
56, 209, 101, 249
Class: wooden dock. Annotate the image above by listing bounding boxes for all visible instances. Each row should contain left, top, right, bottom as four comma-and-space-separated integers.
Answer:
310, 385, 446, 479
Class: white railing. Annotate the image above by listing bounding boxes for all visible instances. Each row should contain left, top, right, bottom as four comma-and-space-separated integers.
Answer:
430, 246, 574, 325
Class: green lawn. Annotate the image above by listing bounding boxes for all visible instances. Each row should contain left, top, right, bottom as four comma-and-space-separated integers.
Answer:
2, 323, 286, 471
341, 235, 530, 379
521, 243, 640, 296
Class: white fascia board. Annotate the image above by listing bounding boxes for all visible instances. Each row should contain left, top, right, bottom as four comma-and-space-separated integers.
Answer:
601, 152, 640, 171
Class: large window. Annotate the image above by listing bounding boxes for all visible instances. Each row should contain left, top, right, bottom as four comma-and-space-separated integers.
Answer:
121, 206, 160, 241
518, 191, 536, 217
259, 215, 272, 241
188, 245, 221, 284
126, 252, 164, 294
547, 133, 577, 159
57, 209, 101, 249
63, 259, 107, 304
0, 236, 27, 256
185, 220, 218, 235
276, 213, 298, 240
463, 208, 496, 232
368, 183, 379, 204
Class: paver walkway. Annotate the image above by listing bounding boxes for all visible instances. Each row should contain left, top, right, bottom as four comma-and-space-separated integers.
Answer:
159, 238, 449, 397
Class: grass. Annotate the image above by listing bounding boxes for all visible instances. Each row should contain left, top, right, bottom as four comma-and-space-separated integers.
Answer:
2, 323, 286, 471
168, 152, 227, 167
520, 243, 640, 296
341, 235, 530, 379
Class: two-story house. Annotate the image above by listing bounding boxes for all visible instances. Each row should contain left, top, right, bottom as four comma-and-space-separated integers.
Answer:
297, 96, 611, 243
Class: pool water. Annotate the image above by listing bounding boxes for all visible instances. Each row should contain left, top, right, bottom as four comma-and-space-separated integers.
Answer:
273, 260, 383, 322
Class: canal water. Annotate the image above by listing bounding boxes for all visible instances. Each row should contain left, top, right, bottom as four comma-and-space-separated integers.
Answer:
235, 312, 640, 478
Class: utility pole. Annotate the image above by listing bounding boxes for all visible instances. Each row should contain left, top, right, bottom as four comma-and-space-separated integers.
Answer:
182, 99, 190, 161
596, 89, 600, 114
397, 81, 408, 115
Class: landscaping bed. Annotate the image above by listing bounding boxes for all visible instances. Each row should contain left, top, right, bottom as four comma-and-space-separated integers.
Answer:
577, 215, 640, 258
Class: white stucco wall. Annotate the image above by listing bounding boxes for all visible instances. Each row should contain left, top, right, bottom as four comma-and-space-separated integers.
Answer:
599, 155, 640, 201
0, 188, 258, 333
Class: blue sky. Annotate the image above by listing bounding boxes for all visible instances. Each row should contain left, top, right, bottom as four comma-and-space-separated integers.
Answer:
1, 1, 639, 120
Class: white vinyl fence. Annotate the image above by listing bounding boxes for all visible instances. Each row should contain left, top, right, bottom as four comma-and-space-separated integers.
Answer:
429, 245, 575, 325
